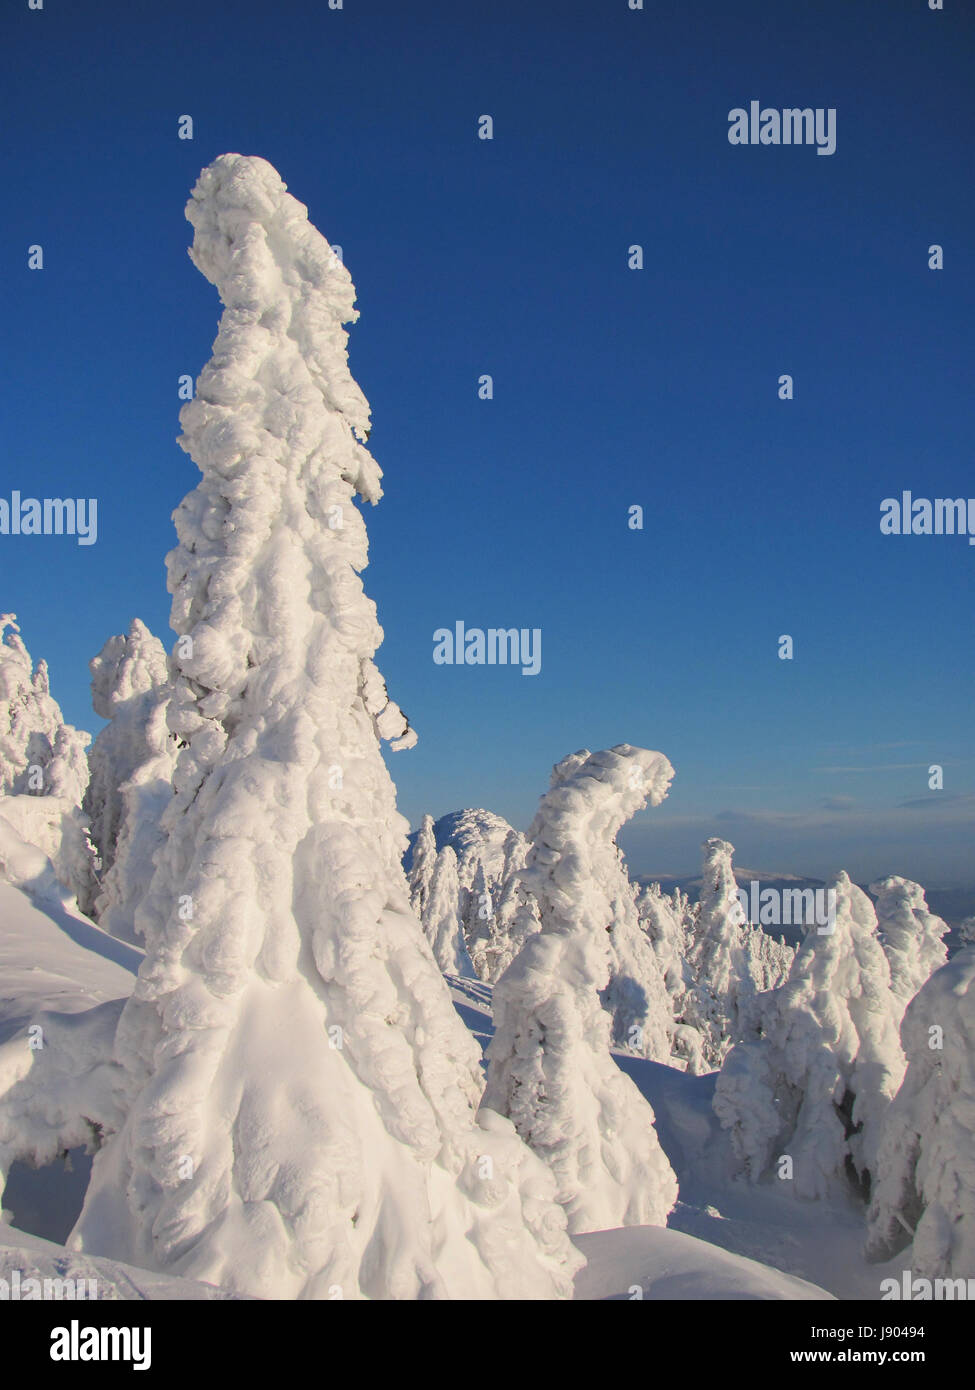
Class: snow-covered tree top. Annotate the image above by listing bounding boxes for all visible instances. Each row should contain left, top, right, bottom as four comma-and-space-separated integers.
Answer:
89, 619, 169, 721
526, 745, 675, 894
0, 614, 90, 804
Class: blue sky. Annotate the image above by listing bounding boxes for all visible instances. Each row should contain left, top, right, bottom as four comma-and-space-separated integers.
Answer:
2, 0, 973, 885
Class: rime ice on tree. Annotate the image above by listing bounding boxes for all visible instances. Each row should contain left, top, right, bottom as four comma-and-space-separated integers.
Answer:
482, 745, 679, 1233
70, 155, 579, 1300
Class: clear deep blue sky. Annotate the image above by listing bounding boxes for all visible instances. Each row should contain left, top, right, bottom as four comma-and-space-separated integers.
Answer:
2, 0, 973, 885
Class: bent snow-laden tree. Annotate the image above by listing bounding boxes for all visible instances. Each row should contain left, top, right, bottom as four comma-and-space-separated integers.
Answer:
865, 949, 975, 1278
482, 745, 679, 1234
70, 155, 580, 1300
713, 872, 904, 1200
869, 875, 948, 1012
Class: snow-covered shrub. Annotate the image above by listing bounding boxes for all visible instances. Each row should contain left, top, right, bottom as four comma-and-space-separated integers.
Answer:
70, 155, 580, 1300
483, 745, 679, 1233
713, 871, 905, 1200
865, 949, 975, 1277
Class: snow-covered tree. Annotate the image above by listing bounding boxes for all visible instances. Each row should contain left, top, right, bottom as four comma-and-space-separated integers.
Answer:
70, 155, 579, 1300
634, 881, 707, 1072
0, 614, 92, 903
601, 871, 674, 1065
635, 881, 687, 999
474, 871, 540, 984
497, 826, 528, 887
682, 840, 795, 1069
464, 859, 493, 967
713, 872, 905, 1200
468, 830, 534, 984
407, 812, 437, 920
424, 845, 475, 978
83, 619, 177, 934
865, 949, 975, 1277
482, 745, 679, 1233
0, 615, 90, 804
869, 876, 949, 1010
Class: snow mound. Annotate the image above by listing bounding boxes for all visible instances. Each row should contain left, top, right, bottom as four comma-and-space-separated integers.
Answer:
0, 1228, 243, 1300
573, 1226, 834, 1300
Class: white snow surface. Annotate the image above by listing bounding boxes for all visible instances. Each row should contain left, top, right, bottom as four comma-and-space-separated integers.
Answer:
573, 1226, 833, 1300
0, 1227, 243, 1300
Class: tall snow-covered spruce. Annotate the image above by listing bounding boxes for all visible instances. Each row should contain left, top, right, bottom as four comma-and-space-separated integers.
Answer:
482, 745, 679, 1234
71, 155, 580, 1300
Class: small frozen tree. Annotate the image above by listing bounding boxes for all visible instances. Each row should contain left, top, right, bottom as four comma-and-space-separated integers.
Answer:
70, 155, 579, 1300
469, 831, 534, 983
682, 841, 795, 1069
601, 873, 674, 1064
0, 615, 90, 804
476, 873, 540, 984
407, 812, 437, 919
482, 745, 679, 1233
497, 827, 528, 886
424, 845, 475, 978
84, 619, 177, 934
713, 872, 905, 1200
683, 839, 749, 1067
869, 876, 949, 1010
464, 859, 494, 969
0, 614, 92, 903
634, 881, 707, 1073
865, 949, 975, 1278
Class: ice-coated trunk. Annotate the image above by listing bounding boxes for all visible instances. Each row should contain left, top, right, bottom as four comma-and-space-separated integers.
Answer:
70, 155, 579, 1300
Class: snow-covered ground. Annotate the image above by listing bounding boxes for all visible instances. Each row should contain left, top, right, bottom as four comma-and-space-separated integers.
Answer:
450, 974, 905, 1301
0, 890, 847, 1301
